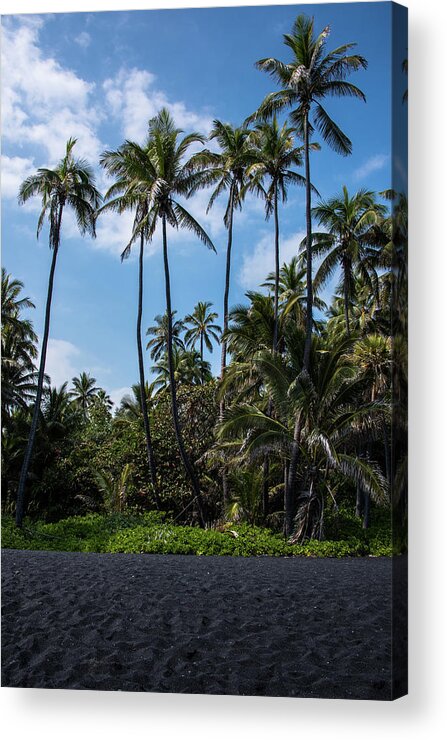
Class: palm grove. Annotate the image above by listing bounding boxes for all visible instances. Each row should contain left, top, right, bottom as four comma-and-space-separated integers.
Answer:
2, 16, 407, 548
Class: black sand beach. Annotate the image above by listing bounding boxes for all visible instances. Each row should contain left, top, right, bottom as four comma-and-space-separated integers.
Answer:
1, 550, 405, 699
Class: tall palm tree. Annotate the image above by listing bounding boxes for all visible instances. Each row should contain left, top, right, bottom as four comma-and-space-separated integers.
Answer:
184, 301, 221, 381
193, 121, 254, 507
309, 186, 386, 336
15, 138, 100, 526
100, 140, 160, 503
146, 311, 185, 361
249, 16, 367, 529
250, 14, 367, 370
199, 121, 254, 381
136, 108, 216, 525
246, 117, 311, 351
69, 371, 100, 420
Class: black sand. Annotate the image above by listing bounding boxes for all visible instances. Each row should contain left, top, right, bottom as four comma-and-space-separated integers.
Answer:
1, 550, 403, 699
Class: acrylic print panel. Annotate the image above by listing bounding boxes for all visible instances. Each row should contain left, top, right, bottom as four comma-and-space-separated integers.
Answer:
1, 1, 407, 700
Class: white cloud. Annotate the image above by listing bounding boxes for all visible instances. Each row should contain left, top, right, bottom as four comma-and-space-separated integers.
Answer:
74, 31, 91, 49
103, 67, 213, 142
2, 18, 220, 262
94, 186, 225, 259
45, 338, 81, 388
179, 187, 226, 240
239, 230, 305, 290
109, 386, 132, 409
353, 154, 389, 182
1, 154, 35, 199
1, 19, 102, 163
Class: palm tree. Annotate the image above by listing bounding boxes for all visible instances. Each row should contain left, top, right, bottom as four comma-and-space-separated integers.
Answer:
184, 301, 221, 381
15, 138, 100, 526
100, 139, 160, 502
1, 269, 35, 335
217, 335, 388, 538
246, 117, 311, 350
152, 347, 212, 392
95, 464, 133, 513
250, 14, 367, 371
146, 311, 185, 361
263, 256, 327, 332
199, 121, 254, 382
1, 327, 39, 422
309, 186, 386, 336
193, 121, 255, 506
69, 372, 100, 420
93, 388, 114, 414
250, 17, 367, 527
136, 108, 216, 525
1, 269, 39, 423
350, 333, 392, 526
116, 381, 157, 422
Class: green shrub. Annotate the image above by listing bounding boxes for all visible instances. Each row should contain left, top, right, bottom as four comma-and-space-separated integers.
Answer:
1, 511, 393, 558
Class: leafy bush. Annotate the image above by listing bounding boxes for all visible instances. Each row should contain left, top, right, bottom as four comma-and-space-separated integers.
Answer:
1, 512, 393, 557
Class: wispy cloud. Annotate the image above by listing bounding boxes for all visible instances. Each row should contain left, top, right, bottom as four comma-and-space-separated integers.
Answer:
45, 338, 81, 388
353, 154, 390, 182
109, 386, 132, 409
103, 67, 213, 142
239, 230, 305, 290
1, 155, 35, 199
74, 31, 91, 49
1, 18, 102, 163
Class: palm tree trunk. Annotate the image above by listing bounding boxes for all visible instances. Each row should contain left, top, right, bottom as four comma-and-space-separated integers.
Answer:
284, 111, 312, 536
343, 267, 351, 337
200, 332, 204, 384
220, 184, 235, 510
355, 484, 364, 518
273, 185, 280, 353
262, 456, 269, 521
15, 205, 63, 527
136, 232, 161, 509
303, 110, 313, 374
220, 185, 234, 382
264, 187, 280, 524
162, 215, 206, 527
285, 414, 303, 537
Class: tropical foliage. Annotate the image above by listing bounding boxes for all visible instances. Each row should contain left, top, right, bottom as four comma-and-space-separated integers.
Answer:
2, 13, 407, 555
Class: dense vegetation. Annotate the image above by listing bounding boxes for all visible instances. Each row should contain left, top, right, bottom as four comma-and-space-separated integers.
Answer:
1, 509, 393, 557
1, 14, 407, 555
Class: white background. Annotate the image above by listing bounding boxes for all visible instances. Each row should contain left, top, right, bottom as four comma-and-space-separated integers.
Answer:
1, 0, 446, 737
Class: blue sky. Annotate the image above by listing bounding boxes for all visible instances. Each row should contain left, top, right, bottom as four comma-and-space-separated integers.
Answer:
1, 2, 404, 406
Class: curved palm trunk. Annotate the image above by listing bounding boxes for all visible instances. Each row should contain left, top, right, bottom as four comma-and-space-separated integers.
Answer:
273, 186, 280, 353
285, 414, 303, 537
162, 215, 205, 527
262, 456, 270, 521
262, 187, 280, 523
303, 111, 313, 373
15, 205, 63, 527
343, 263, 351, 337
136, 233, 161, 509
284, 112, 313, 538
220, 184, 235, 510
200, 332, 204, 385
